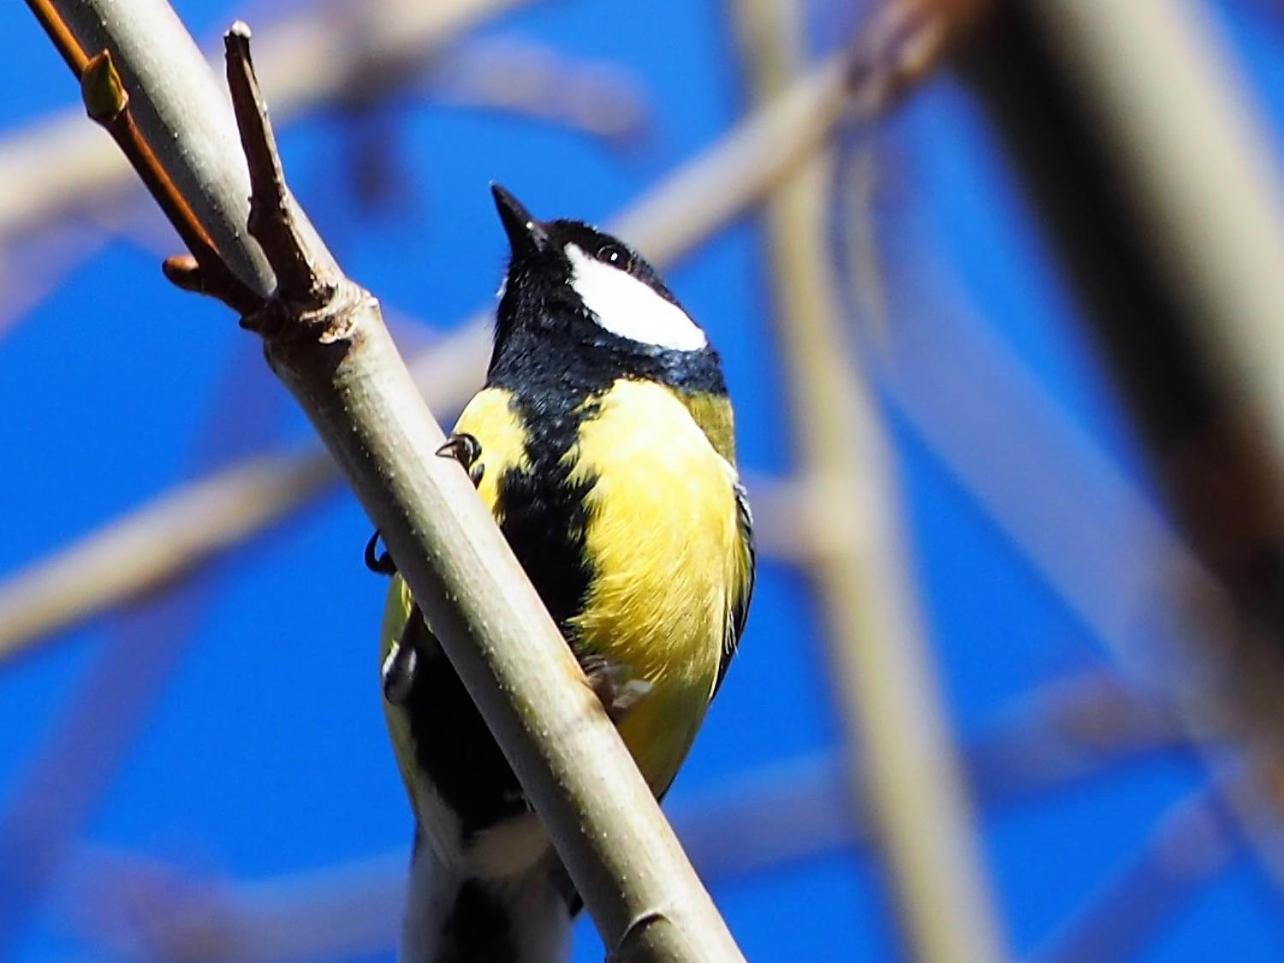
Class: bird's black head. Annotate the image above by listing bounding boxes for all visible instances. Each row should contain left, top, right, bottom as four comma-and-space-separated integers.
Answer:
486, 184, 725, 396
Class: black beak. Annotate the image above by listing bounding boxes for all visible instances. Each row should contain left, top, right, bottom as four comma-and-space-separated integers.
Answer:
491, 183, 549, 255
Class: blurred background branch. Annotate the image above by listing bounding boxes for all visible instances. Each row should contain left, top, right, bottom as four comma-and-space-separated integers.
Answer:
956, 0, 1284, 890
5, 0, 1284, 959
1032, 776, 1241, 963
730, 1, 1004, 961
0, 0, 531, 249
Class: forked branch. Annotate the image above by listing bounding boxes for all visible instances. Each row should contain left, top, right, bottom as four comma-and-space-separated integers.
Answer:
22, 3, 743, 959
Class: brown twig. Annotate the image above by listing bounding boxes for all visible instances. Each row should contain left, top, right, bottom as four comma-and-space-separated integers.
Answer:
83, 50, 261, 314
1, 0, 533, 250
22, 1, 261, 312
25, 0, 87, 72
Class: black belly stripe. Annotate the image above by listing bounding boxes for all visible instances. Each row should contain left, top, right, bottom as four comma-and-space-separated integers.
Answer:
403, 390, 599, 838
404, 638, 526, 835
438, 879, 517, 963
496, 445, 597, 635
403, 338, 732, 839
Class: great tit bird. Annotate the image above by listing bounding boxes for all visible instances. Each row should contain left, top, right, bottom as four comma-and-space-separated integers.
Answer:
375, 185, 755, 963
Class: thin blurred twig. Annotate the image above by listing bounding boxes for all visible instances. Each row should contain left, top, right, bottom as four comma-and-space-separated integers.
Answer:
730, 1, 1005, 960
0, 219, 117, 338
1031, 779, 1240, 963
877, 268, 1201, 681
424, 38, 652, 145
0, 340, 283, 957
0, 0, 532, 248
0, 450, 332, 659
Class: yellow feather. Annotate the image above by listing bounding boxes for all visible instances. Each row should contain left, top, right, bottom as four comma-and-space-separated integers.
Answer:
382, 380, 748, 799
454, 387, 531, 517
381, 385, 527, 661
680, 390, 738, 464
567, 379, 745, 793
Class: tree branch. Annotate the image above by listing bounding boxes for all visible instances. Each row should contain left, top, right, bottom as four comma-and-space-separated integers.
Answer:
1031, 779, 1240, 963
728, 1, 1005, 960
24, 2, 743, 958
0, 0, 532, 250
955, 0, 1284, 894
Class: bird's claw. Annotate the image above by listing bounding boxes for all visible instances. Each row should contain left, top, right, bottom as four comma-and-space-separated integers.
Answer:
382, 641, 418, 705
583, 656, 653, 723
383, 608, 425, 705
436, 432, 485, 487
365, 529, 396, 575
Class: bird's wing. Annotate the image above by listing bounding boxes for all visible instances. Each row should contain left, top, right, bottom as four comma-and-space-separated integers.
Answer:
715, 480, 755, 696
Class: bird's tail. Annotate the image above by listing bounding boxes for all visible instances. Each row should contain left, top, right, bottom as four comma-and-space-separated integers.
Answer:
400, 836, 573, 963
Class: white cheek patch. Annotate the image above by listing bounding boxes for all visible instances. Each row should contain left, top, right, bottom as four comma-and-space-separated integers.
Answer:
565, 243, 707, 352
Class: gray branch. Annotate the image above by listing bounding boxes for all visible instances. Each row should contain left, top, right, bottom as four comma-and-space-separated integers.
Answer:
24, 1, 743, 958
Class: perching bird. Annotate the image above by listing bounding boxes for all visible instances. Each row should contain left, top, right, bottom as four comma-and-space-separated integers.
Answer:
375, 185, 754, 963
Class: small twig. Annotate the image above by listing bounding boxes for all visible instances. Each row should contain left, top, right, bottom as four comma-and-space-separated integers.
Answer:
1, 0, 532, 249
26, 0, 87, 72
224, 23, 327, 308
1032, 780, 1240, 963
21, 0, 262, 313
79, 50, 261, 314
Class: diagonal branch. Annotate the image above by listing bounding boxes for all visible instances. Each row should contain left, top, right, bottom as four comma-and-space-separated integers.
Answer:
0, 0, 533, 250
1031, 779, 1240, 963
24, 2, 745, 958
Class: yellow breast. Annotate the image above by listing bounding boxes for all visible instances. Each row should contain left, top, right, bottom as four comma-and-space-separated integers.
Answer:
444, 378, 744, 796
565, 379, 743, 792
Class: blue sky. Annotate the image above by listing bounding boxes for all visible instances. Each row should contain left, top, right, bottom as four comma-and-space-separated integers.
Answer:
1, 1, 1283, 960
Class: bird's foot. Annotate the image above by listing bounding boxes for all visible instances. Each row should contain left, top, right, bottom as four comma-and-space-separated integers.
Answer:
436, 432, 485, 487
582, 656, 653, 723
364, 529, 396, 575
382, 608, 425, 705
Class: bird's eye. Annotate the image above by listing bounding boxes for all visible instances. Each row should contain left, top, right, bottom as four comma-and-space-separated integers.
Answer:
600, 244, 627, 266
